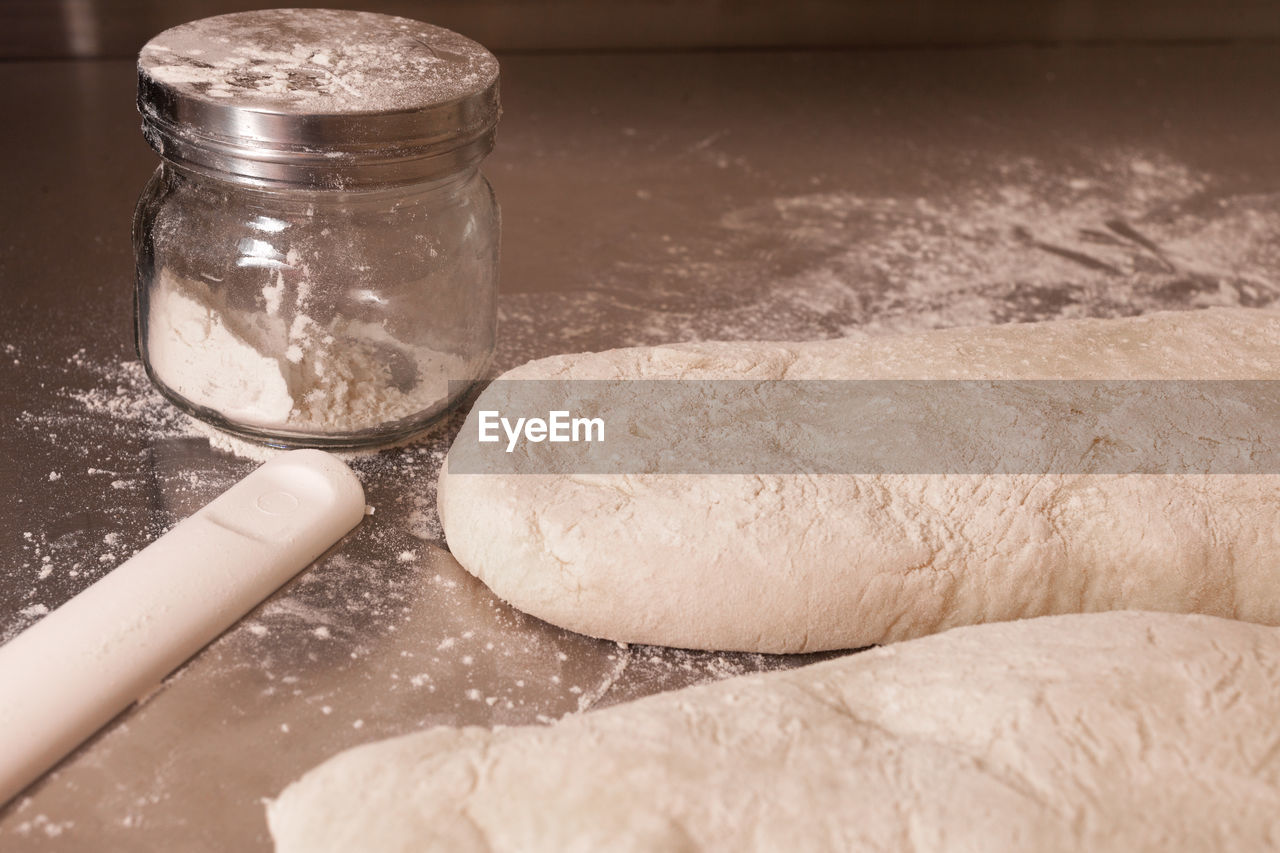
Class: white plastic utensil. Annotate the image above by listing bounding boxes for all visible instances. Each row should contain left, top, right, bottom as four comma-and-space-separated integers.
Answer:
0, 449, 366, 806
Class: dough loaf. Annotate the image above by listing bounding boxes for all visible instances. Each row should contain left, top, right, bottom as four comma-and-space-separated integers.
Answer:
268, 611, 1280, 852
438, 308, 1280, 652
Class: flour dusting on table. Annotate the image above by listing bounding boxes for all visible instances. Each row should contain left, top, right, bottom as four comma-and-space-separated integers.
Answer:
498, 151, 1280, 360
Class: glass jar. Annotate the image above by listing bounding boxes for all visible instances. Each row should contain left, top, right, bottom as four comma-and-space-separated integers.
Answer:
132, 10, 500, 448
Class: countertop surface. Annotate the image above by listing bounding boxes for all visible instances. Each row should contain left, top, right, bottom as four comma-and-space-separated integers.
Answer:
3, 43, 1280, 850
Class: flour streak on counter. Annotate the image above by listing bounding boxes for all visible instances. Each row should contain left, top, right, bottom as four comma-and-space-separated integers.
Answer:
497, 150, 1280, 361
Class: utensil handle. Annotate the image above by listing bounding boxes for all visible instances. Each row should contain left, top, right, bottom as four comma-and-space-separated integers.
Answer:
0, 449, 366, 806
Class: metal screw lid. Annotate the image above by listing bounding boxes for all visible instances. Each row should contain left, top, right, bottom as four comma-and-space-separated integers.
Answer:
137, 9, 500, 188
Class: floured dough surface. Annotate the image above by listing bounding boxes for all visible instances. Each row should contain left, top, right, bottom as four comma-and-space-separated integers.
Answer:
438, 308, 1280, 652
269, 611, 1280, 852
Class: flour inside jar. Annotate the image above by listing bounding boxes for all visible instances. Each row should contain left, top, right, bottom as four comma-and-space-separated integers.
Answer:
146, 264, 468, 434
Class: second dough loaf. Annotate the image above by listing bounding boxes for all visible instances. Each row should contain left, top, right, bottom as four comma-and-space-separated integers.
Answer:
269, 611, 1280, 853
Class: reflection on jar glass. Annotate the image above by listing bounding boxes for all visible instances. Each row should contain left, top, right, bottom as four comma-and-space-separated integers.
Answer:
132, 9, 501, 448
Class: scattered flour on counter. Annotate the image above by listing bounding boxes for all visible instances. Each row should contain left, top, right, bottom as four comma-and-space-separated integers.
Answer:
572, 650, 630, 713
496, 150, 1280, 364
11, 814, 74, 839
185, 419, 289, 464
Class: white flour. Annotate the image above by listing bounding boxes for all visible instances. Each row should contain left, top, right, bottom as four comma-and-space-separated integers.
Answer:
147, 273, 293, 425
497, 150, 1280, 359
146, 267, 468, 436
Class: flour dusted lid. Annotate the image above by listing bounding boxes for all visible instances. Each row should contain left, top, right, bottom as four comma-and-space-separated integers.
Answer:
137, 9, 500, 187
